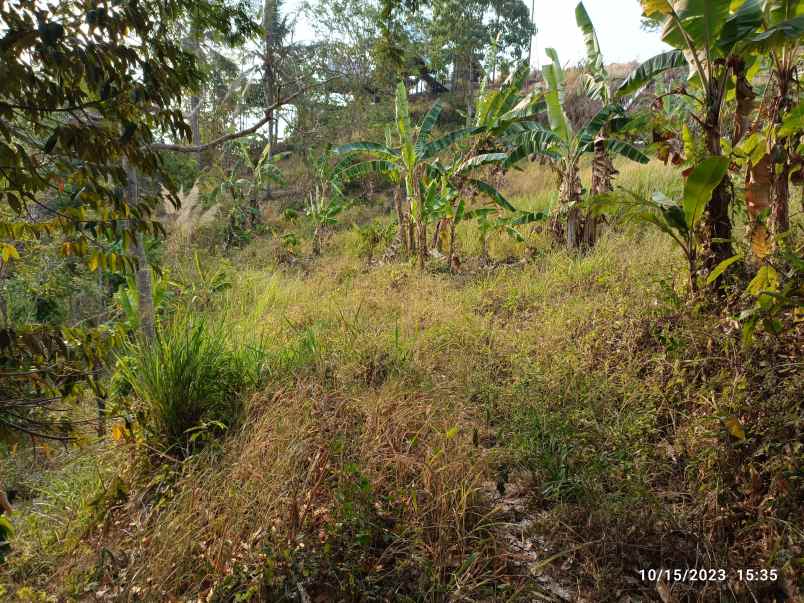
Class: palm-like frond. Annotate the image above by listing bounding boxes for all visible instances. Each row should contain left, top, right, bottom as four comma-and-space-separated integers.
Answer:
602, 140, 650, 164
579, 104, 626, 144
415, 100, 444, 156
542, 48, 572, 142
575, 2, 610, 103
616, 50, 688, 98
335, 159, 397, 181
455, 153, 508, 175
505, 124, 563, 167
467, 179, 517, 212
395, 81, 413, 148
419, 127, 481, 160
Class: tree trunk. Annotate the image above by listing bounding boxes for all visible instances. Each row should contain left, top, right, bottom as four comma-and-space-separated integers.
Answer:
124, 163, 156, 341
97, 394, 106, 437
745, 154, 772, 260
189, 23, 205, 169
190, 93, 201, 154
417, 220, 427, 270
262, 0, 278, 195
249, 196, 261, 229
133, 234, 156, 342
586, 137, 615, 249
688, 250, 698, 294
394, 188, 407, 254
408, 220, 416, 256
447, 218, 457, 273
566, 207, 581, 249
480, 232, 489, 265
770, 72, 793, 238
432, 218, 445, 251
312, 225, 321, 256
0, 482, 12, 515
771, 167, 790, 237
466, 58, 474, 127
702, 84, 733, 276
556, 162, 582, 249
262, 0, 276, 127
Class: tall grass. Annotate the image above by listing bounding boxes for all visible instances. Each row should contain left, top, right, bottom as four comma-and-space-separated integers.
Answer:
7, 158, 800, 601
118, 318, 265, 456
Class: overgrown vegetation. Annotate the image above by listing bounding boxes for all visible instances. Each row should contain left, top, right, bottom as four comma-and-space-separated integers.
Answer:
1, 0, 801, 601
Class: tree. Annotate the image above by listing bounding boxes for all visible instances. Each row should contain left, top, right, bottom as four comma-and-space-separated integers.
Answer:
593, 156, 730, 293
429, 0, 533, 77
334, 83, 465, 268
429, 0, 534, 116
375, 0, 450, 95
575, 1, 618, 247
740, 1, 803, 247
0, 0, 257, 437
334, 82, 517, 269
616, 0, 773, 278
429, 61, 544, 269
506, 48, 649, 249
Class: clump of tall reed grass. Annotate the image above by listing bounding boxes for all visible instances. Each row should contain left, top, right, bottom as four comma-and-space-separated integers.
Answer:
117, 317, 265, 457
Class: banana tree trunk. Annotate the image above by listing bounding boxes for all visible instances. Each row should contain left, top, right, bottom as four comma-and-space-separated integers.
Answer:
771, 166, 790, 237
586, 137, 615, 249
770, 71, 793, 238
393, 187, 407, 254
312, 225, 322, 256
447, 218, 457, 273
566, 207, 581, 249
249, 196, 261, 229
556, 162, 583, 249
432, 218, 446, 251
745, 154, 772, 259
417, 220, 427, 270
702, 84, 733, 276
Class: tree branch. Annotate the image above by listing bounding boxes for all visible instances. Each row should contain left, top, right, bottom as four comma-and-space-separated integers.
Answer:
0, 417, 75, 441
150, 77, 336, 154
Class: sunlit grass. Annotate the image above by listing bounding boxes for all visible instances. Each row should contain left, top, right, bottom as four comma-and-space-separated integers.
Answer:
4, 158, 800, 601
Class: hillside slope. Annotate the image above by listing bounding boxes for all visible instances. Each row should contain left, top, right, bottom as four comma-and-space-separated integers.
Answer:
2, 163, 801, 602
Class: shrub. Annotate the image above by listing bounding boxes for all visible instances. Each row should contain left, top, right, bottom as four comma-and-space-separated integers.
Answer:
117, 318, 265, 456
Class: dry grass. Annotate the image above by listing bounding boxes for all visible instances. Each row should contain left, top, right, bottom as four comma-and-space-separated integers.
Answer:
3, 161, 801, 602
91, 220, 690, 600
117, 381, 502, 600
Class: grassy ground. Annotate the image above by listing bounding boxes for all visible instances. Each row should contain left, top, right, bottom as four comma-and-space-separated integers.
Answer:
1, 162, 801, 602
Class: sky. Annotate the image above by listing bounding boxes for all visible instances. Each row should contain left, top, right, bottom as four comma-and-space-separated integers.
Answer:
529, 0, 670, 66
286, 0, 671, 67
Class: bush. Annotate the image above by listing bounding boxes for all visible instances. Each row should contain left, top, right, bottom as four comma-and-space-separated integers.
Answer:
117, 318, 265, 456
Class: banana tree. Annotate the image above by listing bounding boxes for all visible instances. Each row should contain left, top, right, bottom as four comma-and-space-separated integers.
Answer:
427, 152, 524, 271
506, 48, 649, 249
220, 138, 287, 232
426, 63, 544, 268
334, 82, 483, 269
306, 193, 347, 256
574, 2, 622, 246
741, 1, 804, 245
617, 0, 772, 278
593, 156, 730, 292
